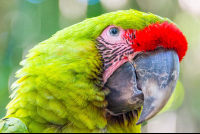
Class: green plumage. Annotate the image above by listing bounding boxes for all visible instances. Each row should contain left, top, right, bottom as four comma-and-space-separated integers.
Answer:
1, 10, 174, 133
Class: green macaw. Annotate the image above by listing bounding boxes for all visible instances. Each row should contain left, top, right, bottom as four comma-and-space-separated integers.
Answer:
0, 10, 188, 133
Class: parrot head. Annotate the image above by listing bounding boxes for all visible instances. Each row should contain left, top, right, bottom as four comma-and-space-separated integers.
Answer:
88, 10, 187, 125
6, 9, 188, 132
97, 22, 187, 124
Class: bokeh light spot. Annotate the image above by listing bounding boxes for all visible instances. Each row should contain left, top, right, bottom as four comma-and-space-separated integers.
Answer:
178, 0, 200, 16
28, 0, 45, 4
101, 0, 128, 11
77, 0, 100, 5
59, 0, 87, 20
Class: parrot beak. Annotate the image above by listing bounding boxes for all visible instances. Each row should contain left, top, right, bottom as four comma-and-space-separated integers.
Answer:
105, 48, 179, 124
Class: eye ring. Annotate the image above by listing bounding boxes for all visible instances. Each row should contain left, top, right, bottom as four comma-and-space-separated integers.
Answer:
109, 27, 120, 36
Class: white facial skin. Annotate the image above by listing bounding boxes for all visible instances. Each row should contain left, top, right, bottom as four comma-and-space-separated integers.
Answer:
97, 25, 139, 83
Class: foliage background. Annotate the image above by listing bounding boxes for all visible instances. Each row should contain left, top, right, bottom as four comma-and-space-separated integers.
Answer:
0, 0, 200, 132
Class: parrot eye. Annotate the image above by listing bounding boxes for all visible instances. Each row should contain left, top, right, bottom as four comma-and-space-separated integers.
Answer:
109, 27, 120, 36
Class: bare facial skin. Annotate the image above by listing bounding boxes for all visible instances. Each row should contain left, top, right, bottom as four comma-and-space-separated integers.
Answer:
97, 25, 138, 83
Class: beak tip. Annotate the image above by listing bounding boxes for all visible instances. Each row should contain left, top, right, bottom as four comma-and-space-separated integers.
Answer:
136, 118, 145, 125
135, 105, 155, 125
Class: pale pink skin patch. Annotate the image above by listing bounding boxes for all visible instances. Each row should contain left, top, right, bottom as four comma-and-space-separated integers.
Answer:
97, 25, 139, 83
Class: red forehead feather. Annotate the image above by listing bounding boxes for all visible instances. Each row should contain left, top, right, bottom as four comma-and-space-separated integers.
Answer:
123, 22, 188, 62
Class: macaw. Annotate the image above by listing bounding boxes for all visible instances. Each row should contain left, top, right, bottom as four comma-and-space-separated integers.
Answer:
0, 9, 188, 133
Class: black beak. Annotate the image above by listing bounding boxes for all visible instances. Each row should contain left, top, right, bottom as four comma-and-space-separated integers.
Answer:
105, 48, 179, 124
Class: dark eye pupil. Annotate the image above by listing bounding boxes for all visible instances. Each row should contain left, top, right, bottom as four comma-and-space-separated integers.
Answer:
111, 29, 118, 34
110, 28, 119, 36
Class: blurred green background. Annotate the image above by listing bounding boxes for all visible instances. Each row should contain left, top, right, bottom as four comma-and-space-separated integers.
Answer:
0, 0, 200, 132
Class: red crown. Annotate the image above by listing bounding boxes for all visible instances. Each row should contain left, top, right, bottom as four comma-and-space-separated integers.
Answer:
123, 22, 188, 61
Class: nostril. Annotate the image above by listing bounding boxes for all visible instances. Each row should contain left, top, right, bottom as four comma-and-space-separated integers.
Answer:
137, 85, 142, 91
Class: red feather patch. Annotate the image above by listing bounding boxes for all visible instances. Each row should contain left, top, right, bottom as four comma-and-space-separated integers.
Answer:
123, 22, 188, 62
